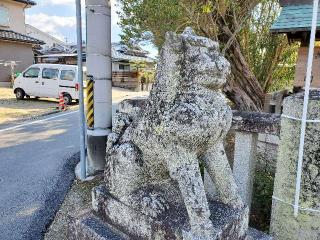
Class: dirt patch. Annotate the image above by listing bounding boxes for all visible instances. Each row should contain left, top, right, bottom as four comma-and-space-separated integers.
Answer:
0, 87, 149, 126
112, 87, 149, 102
0, 87, 77, 125
44, 176, 102, 240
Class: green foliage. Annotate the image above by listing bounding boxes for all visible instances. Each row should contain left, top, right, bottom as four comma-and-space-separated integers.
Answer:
269, 43, 299, 92
241, 0, 298, 92
130, 60, 147, 72
250, 170, 275, 232
118, 0, 298, 98
118, 0, 185, 48
131, 60, 156, 83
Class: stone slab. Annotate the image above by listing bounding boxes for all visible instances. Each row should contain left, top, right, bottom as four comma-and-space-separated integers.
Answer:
68, 210, 127, 240
69, 212, 272, 240
91, 186, 249, 240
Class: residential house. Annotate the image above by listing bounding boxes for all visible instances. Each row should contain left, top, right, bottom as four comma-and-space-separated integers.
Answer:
26, 24, 70, 53
34, 43, 156, 91
112, 43, 156, 91
0, 0, 43, 87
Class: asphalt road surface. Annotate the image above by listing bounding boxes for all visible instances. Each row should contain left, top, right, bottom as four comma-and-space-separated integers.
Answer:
0, 111, 81, 240
0, 93, 147, 240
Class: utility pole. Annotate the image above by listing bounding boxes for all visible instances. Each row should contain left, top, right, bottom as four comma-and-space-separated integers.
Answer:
75, 0, 87, 180
85, 0, 112, 175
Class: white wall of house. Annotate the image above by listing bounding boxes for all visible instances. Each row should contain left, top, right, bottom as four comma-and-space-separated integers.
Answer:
0, 0, 27, 33
0, 0, 35, 86
26, 24, 68, 50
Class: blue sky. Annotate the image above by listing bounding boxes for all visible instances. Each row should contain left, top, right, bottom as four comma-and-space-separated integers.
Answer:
25, 0, 157, 56
26, 0, 121, 44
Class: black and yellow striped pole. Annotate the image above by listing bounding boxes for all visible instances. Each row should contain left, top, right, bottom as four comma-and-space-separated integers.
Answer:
86, 76, 94, 128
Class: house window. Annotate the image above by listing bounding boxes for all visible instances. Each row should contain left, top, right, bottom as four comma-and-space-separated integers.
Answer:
0, 6, 9, 27
119, 64, 130, 71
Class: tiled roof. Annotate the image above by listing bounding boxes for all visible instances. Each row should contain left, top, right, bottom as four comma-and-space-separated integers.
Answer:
0, 30, 44, 45
13, 0, 36, 5
112, 43, 155, 63
280, 0, 313, 7
271, 4, 320, 33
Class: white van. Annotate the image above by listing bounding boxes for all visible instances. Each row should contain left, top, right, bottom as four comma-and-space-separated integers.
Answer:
13, 64, 80, 105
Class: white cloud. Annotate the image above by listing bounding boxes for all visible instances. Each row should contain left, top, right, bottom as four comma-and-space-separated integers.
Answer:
48, 0, 74, 4
41, 0, 120, 25
26, 13, 76, 41
111, 1, 120, 26
27, 0, 122, 43
43, 0, 83, 5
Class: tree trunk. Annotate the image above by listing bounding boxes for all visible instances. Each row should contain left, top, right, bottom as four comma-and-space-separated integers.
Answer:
223, 38, 265, 111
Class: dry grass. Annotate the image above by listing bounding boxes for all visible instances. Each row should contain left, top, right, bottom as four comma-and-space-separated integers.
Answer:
0, 87, 149, 125
0, 87, 63, 125
112, 87, 149, 102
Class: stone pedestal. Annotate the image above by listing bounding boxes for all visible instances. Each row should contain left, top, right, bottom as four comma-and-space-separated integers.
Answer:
70, 185, 250, 240
270, 90, 320, 240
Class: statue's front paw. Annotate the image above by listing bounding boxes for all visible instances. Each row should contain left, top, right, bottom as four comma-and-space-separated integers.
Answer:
140, 193, 169, 218
129, 191, 170, 218
183, 221, 218, 240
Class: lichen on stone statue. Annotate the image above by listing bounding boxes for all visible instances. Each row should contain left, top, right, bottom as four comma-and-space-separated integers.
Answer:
99, 27, 248, 240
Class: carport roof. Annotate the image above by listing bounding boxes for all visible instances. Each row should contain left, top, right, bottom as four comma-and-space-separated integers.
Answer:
271, 4, 320, 33
0, 30, 44, 45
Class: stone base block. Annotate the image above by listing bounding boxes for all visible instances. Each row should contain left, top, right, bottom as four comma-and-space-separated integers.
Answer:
69, 212, 272, 240
69, 211, 127, 240
69, 185, 254, 240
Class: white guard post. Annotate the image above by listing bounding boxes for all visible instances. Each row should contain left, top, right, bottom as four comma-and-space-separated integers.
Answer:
293, 0, 319, 218
85, 0, 112, 175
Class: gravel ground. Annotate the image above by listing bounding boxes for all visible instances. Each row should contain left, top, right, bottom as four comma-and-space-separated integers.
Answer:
44, 176, 102, 240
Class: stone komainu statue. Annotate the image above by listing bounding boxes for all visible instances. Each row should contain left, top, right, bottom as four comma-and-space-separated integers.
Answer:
96, 28, 248, 240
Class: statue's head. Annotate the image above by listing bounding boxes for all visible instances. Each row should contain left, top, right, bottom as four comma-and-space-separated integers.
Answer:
151, 27, 230, 105
180, 27, 230, 89
161, 27, 230, 91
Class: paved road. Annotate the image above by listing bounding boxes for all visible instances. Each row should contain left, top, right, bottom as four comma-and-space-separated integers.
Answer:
0, 111, 81, 240
0, 95, 145, 240
0, 96, 142, 240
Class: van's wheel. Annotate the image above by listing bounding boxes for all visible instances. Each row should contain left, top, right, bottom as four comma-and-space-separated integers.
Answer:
15, 89, 25, 100
63, 94, 72, 105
